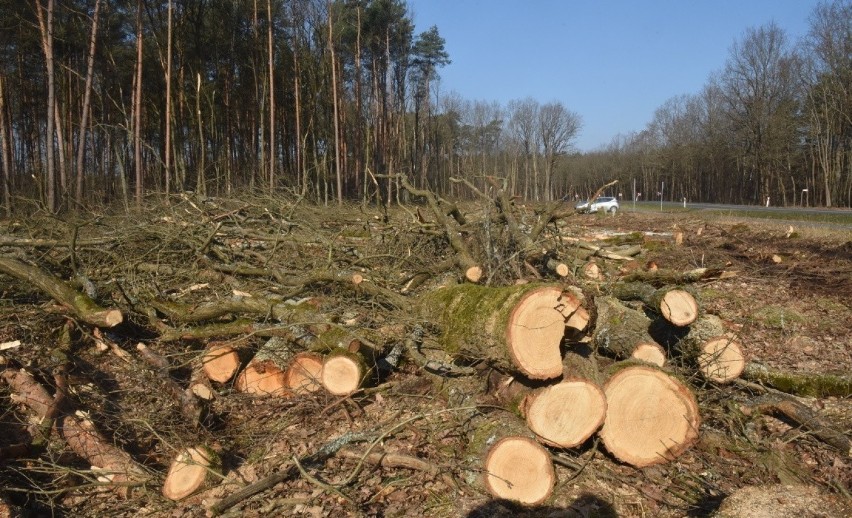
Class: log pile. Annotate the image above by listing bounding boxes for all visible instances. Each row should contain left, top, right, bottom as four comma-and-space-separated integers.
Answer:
1, 192, 849, 516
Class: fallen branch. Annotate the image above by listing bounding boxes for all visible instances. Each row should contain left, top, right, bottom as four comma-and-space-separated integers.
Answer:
739, 394, 851, 455
0, 257, 123, 328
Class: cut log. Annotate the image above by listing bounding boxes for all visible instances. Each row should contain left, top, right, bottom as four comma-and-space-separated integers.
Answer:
202, 342, 241, 383
610, 282, 698, 327
599, 365, 700, 467
483, 436, 555, 505
321, 346, 372, 396
631, 342, 666, 367
697, 336, 745, 383
422, 284, 580, 380
234, 337, 295, 396
677, 314, 744, 383
0, 257, 123, 328
523, 379, 607, 448
284, 352, 324, 394
592, 296, 664, 362
162, 445, 222, 501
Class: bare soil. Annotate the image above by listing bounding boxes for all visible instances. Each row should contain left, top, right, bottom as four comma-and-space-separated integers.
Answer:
0, 197, 849, 517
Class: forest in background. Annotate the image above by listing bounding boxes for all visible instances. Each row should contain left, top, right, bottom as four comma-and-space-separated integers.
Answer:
0, 0, 850, 215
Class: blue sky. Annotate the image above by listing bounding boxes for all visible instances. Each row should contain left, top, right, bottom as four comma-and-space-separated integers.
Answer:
407, 0, 820, 152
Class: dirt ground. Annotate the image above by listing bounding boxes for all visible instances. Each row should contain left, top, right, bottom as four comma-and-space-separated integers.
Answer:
0, 197, 849, 517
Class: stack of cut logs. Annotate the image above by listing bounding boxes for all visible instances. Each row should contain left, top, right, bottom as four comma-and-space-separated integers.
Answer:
166, 280, 744, 505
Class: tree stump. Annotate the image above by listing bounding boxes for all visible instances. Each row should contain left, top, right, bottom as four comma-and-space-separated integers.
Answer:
422, 284, 580, 380
523, 379, 607, 448
162, 445, 222, 501
599, 365, 700, 467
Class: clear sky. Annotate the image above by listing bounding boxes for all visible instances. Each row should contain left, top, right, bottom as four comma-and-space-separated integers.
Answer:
407, 0, 821, 152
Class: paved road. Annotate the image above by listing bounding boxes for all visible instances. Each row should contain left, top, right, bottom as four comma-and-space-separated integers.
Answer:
623, 201, 852, 230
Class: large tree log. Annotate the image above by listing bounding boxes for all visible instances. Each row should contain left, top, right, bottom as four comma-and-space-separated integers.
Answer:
592, 296, 665, 365
599, 365, 700, 467
422, 284, 581, 380
610, 282, 698, 327
321, 341, 377, 395
0, 257, 123, 328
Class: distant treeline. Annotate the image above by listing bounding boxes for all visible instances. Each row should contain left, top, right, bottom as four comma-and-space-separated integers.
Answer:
0, 0, 849, 214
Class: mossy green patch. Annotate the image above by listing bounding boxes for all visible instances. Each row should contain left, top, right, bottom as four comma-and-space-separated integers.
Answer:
752, 305, 805, 330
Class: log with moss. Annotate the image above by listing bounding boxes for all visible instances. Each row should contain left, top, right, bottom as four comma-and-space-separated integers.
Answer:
0, 257, 123, 328
592, 296, 665, 365
162, 445, 222, 500
599, 364, 700, 467
742, 362, 852, 398
421, 284, 581, 380
610, 282, 698, 327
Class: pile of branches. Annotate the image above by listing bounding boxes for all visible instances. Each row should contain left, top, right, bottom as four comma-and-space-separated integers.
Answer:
0, 185, 849, 516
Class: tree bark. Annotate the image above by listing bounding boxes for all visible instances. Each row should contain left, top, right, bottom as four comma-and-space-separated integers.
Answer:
74, 0, 101, 207
592, 296, 664, 362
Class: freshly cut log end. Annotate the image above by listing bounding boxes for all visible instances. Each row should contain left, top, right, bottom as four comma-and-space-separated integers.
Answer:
506, 287, 572, 380
698, 336, 745, 383
94, 309, 124, 328
284, 352, 324, 394
465, 266, 483, 283
631, 342, 666, 367
234, 362, 288, 396
524, 380, 607, 448
554, 262, 570, 278
600, 366, 700, 467
565, 306, 590, 334
162, 446, 221, 501
583, 262, 602, 280
659, 289, 698, 326
483, 436, 555, 505
321, 352, 367, 395
202, 343, 240, 383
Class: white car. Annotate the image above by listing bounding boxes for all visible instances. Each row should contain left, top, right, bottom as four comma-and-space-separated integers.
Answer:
575, 196, 619, 213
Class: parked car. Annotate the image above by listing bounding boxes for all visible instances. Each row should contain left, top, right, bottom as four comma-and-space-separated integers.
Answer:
575, 196, 619, 213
